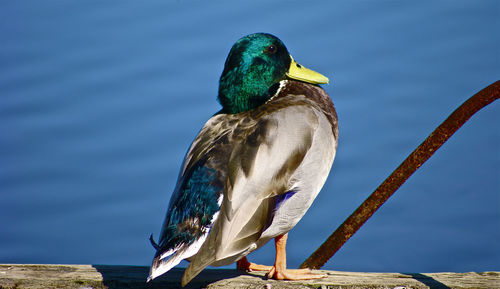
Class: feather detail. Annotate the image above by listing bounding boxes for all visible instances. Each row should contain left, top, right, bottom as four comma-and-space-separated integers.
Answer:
148, 234, 206, 282
274, 191, 296, 211
147, 162, 223, 282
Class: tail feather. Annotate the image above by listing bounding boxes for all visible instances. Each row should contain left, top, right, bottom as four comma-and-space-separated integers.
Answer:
181, 248, 215, 287
180, 221, 221, 286
147, 247, 183, 282
147, 231, 210, 282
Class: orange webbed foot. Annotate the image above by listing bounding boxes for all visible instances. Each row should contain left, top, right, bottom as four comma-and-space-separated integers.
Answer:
266, 233, 328, 281
266, 266, 327, 280
236, 256, 273, 272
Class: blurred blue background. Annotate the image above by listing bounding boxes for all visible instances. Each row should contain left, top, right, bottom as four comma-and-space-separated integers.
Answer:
0, 1, 499, 273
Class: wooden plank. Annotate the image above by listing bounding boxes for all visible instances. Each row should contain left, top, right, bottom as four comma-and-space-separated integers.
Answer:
0, 264, 498, 289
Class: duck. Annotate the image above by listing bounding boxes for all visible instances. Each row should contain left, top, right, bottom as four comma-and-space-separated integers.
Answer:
148, 32, 338, 286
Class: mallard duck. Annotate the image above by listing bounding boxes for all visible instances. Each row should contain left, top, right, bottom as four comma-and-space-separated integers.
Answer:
148, 32, 338, 286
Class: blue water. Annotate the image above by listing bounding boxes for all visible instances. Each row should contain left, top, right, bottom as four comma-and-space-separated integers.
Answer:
1, 1, 499, 274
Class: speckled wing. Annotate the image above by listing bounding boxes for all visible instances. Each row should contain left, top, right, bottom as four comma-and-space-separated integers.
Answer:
148, 114, 234, 281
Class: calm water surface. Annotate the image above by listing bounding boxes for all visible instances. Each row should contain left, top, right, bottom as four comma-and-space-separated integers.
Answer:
0, 1, 499, 273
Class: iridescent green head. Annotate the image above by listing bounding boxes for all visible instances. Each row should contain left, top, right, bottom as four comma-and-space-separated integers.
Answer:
217, 33, 329, 114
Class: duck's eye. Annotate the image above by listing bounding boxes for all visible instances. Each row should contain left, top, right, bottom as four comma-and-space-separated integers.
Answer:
264, 45, 277, 54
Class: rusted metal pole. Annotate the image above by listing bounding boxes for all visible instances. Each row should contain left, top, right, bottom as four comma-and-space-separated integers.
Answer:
300, 80, 500, 270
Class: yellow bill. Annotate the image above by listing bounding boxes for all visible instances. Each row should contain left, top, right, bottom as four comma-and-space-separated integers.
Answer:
286, 55, 329, 84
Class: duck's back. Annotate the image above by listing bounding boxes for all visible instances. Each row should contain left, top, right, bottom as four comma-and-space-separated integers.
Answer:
181, 80, 338, 283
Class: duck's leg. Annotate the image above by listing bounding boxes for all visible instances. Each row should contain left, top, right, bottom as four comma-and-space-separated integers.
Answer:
266, 233, 327, 280
236, 256, 273, 272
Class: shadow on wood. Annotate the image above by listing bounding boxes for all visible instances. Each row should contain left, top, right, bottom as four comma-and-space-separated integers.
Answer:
93, 265, 243, 289
407, 273, 451, 289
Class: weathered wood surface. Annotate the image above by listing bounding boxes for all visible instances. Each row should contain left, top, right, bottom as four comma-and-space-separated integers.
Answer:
0, 264, 498, 289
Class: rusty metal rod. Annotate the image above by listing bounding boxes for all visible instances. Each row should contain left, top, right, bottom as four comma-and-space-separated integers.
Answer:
300, 80, 500, 270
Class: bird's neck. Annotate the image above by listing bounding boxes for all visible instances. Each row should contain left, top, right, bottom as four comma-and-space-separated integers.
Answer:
217, 66, 280, 114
